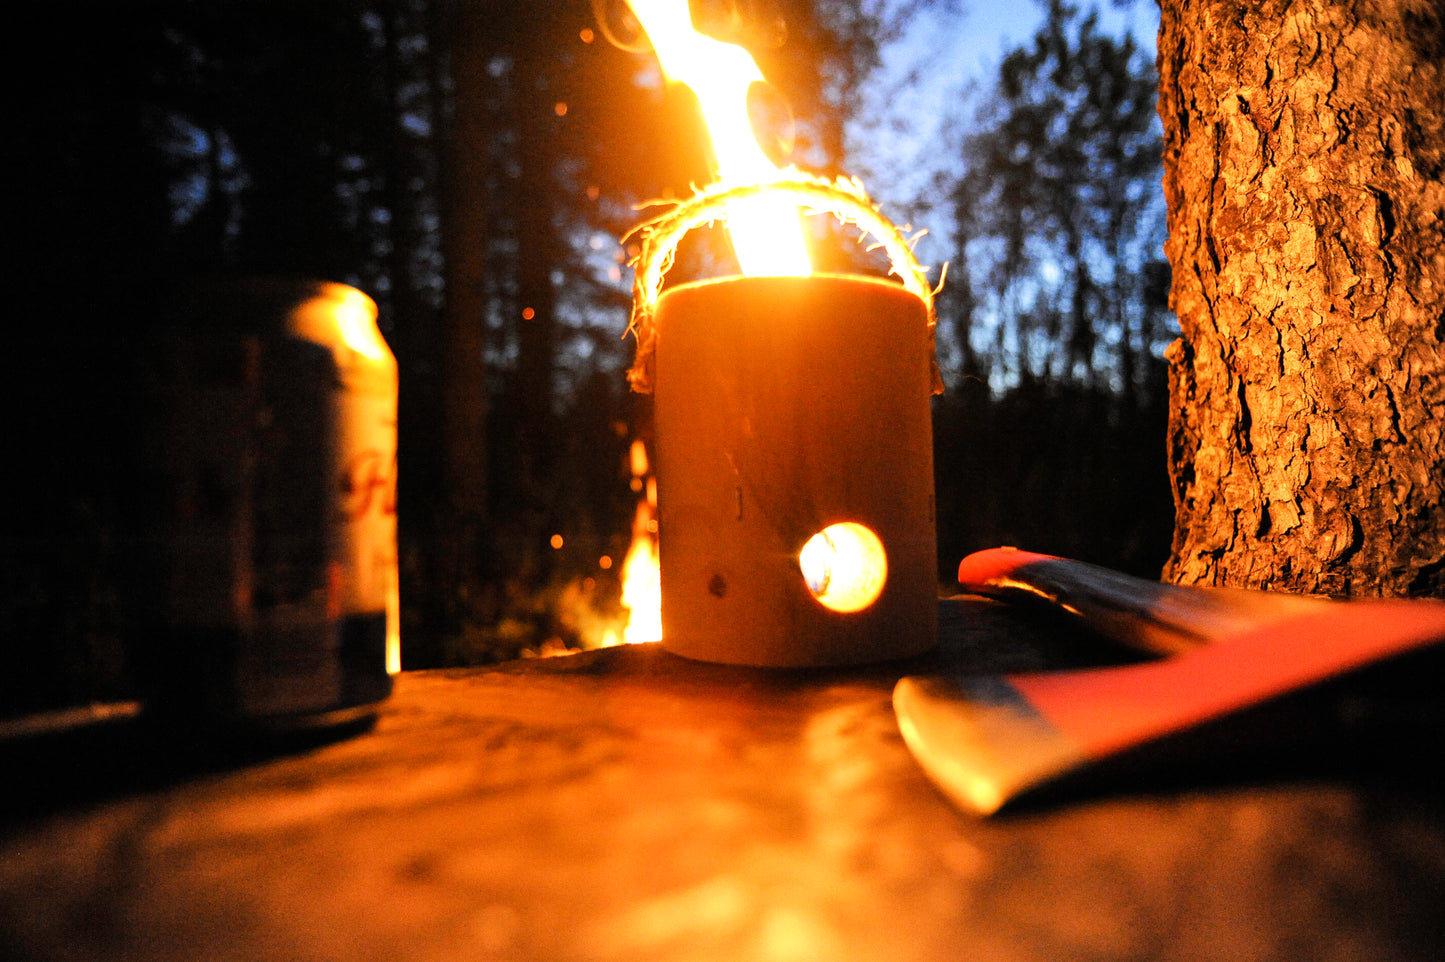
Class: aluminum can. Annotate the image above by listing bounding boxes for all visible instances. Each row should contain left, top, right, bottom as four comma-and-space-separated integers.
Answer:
150, 279, 397, 729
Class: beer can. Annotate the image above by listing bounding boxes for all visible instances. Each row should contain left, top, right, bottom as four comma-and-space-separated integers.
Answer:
148, 279, 398, 730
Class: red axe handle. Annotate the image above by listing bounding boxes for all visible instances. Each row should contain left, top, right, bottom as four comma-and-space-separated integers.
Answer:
957, 548, 1334, 656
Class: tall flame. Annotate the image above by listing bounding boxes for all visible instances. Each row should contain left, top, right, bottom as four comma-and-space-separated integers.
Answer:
620, 439, 662, 642
624, 0, 811, 276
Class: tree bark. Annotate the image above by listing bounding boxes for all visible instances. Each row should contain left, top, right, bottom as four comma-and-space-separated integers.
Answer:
419, 0, 494, 660
438, 0, 491, 525
1158, 0, 1445, 596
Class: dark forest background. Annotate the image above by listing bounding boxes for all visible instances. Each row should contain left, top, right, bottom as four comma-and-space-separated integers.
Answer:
3, 0, 1173, 718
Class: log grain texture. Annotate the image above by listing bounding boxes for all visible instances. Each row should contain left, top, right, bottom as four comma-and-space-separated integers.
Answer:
2, 599, 1442, 962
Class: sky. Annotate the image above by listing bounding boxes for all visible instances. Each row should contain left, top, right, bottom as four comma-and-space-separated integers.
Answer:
845, 0, 1161, 268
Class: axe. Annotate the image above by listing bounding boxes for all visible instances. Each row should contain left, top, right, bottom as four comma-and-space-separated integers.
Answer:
895, 548, 1445, 816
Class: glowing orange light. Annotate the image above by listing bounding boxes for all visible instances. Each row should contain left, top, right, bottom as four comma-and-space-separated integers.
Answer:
629, 438, 649, 476
624, 0, 810, 276
550, 533, 564, 549
554, 102, 568, 117
799, 522, 887, 613
619, 438, 662, 643
522, 306, 536, 320
290, 284, 388, 361
580, 27, 595, 43
621, 502, 662, 643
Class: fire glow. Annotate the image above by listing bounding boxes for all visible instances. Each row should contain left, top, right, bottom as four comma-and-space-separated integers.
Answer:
620, 439, 662, 643
800, 522, 889, 614
612, 0, 940, 664
617, 0, 822, 646
623, 0, 810, 277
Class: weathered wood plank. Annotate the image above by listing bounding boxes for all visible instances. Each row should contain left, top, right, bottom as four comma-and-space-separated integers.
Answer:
2, 599, 1441, 961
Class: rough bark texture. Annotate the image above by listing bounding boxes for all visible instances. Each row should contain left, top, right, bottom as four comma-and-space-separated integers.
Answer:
1158, 0, 1445, 596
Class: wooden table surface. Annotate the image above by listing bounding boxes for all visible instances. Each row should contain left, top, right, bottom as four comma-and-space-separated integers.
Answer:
3, 599, 1442, 962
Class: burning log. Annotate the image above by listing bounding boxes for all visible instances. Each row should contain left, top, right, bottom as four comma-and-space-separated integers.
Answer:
617, 0, 942, 665
652, 273, 937, 665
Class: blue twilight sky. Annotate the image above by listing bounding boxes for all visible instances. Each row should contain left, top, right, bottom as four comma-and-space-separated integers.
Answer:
845, 0, 1161, 268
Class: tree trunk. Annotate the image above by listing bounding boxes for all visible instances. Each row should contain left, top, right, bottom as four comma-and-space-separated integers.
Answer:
424, 0, 493, 659
1158, 0, 1445, 596
437, 1, 491, 525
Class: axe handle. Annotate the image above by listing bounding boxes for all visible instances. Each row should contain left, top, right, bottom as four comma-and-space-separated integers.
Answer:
957, 548, 1334, 657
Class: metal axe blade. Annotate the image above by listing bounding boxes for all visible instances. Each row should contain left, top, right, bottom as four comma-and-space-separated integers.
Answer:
898, 550, 1445, 816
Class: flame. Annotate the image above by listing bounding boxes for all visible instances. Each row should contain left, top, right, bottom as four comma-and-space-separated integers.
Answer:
290, 285, 388, 360
620, 439, 662, 642
386, 565, 402, 674
624, 0, 810, 276
799, 522, 888, 613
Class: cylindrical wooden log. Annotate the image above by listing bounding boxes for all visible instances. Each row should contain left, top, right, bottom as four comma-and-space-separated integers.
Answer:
653, 274, 937, 666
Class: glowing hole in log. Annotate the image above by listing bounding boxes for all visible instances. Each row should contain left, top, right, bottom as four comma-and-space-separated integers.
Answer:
799, 523, 887, 613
